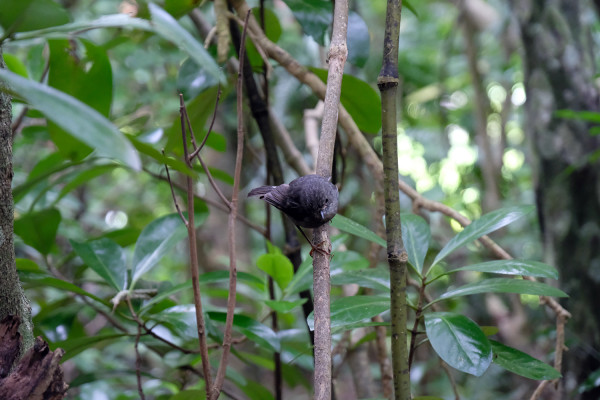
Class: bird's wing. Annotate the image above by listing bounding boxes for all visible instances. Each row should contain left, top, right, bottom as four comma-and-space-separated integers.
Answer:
248, 185, 275, 198
263, 184, 291, 209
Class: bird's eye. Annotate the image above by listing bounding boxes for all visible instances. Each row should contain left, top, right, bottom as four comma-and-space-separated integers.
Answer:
325, 198, 329, 203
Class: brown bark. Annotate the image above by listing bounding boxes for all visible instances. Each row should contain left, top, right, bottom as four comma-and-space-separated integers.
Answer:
0, 49, 34, 361
0, 315, 68, 399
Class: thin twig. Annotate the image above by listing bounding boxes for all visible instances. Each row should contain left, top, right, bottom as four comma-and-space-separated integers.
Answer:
210, 10, 251, 400
189, 87, 222, 160
178, 95, 214, 393
162, 149, 188, 225
125, 296, 146, 400
145, 168, 266, 235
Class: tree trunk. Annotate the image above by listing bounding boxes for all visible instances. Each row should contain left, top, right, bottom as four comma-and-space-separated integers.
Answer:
511, 2, 600, 398
0, 50, 34, 362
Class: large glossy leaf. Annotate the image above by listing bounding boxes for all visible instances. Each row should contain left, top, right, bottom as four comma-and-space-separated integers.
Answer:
430, 278, 568, 307
425, 312, 492, 376
0, 69, 141, 170
331, 268, 390, 292
12, 13, 153, 40
307, 295, 389, 330
148, 3, 223, 84
130, 212, 205, 288
311, 68, 382, 134
70, 238, 127, 291
447, 259, 558, 280
284, 0, 332, 46
257, 253, 294, 291
490, 340, 561, 380
401, 213, 430, 275
47, 39, 112, 161
347, 12, 370, 68
0, 0, 69, 34
208, 312, 280, 352
14, 208, 61, 255
330, 214, 386, 247
431, 206, 535, 269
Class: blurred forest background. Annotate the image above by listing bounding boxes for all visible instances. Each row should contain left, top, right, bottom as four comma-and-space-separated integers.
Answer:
1, 0, 599, 399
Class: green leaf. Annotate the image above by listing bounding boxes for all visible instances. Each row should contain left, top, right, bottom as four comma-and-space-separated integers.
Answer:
284, 0, 332, 46
283, 256, 313, 296
424, 312, 492, 376
54, 164, 119, 204
0, 0, 69, 34
3, 53, 28, 77
131, 213, 202, 288
148, 3, 223, 84
347, 12, 370, 68
164, 86, 224, 155
263, 299, 307, 313
177, 57, 219, 101
308, 295, 389, 330
257, 253, 294, 291
430, 278, 568, 307
246, 8, 282, 71
431, 206, 535, 269
53, 333, 127, 362
12, 13, 154, 41
14, 208, 61, 255
22, 276, 106, 305
555, 109, 600, 123
47, 39, 113, 161
401, 213, 430, 275
330, 214, 386, 247
169, 390, 206, 400
310, 68, 382, 134
491, 340, 561, 380
199, 270, 265, 292
447, 259, 558, 280
331, 268, 390, 292
0, 69, 141, 170
208, 312, 280, 352
70, 238, 127, 291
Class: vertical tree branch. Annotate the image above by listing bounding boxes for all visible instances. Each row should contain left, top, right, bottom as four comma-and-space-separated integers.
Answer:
0, 49, 34, 361
378, 1, 411, 399
210, 10, 251, 400
177, 96, 214, 395
312, 2, 348, 400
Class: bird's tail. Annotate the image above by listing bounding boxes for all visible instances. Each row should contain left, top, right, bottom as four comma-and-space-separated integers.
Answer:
247, 186, 274, 198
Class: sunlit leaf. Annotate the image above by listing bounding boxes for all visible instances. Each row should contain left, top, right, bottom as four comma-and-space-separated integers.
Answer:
431, 206, 535, 269
425, 312, 492, 376
257, 253, 294, 291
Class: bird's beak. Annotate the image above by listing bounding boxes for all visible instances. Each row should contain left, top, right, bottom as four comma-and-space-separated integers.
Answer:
321, 210, 325, 220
